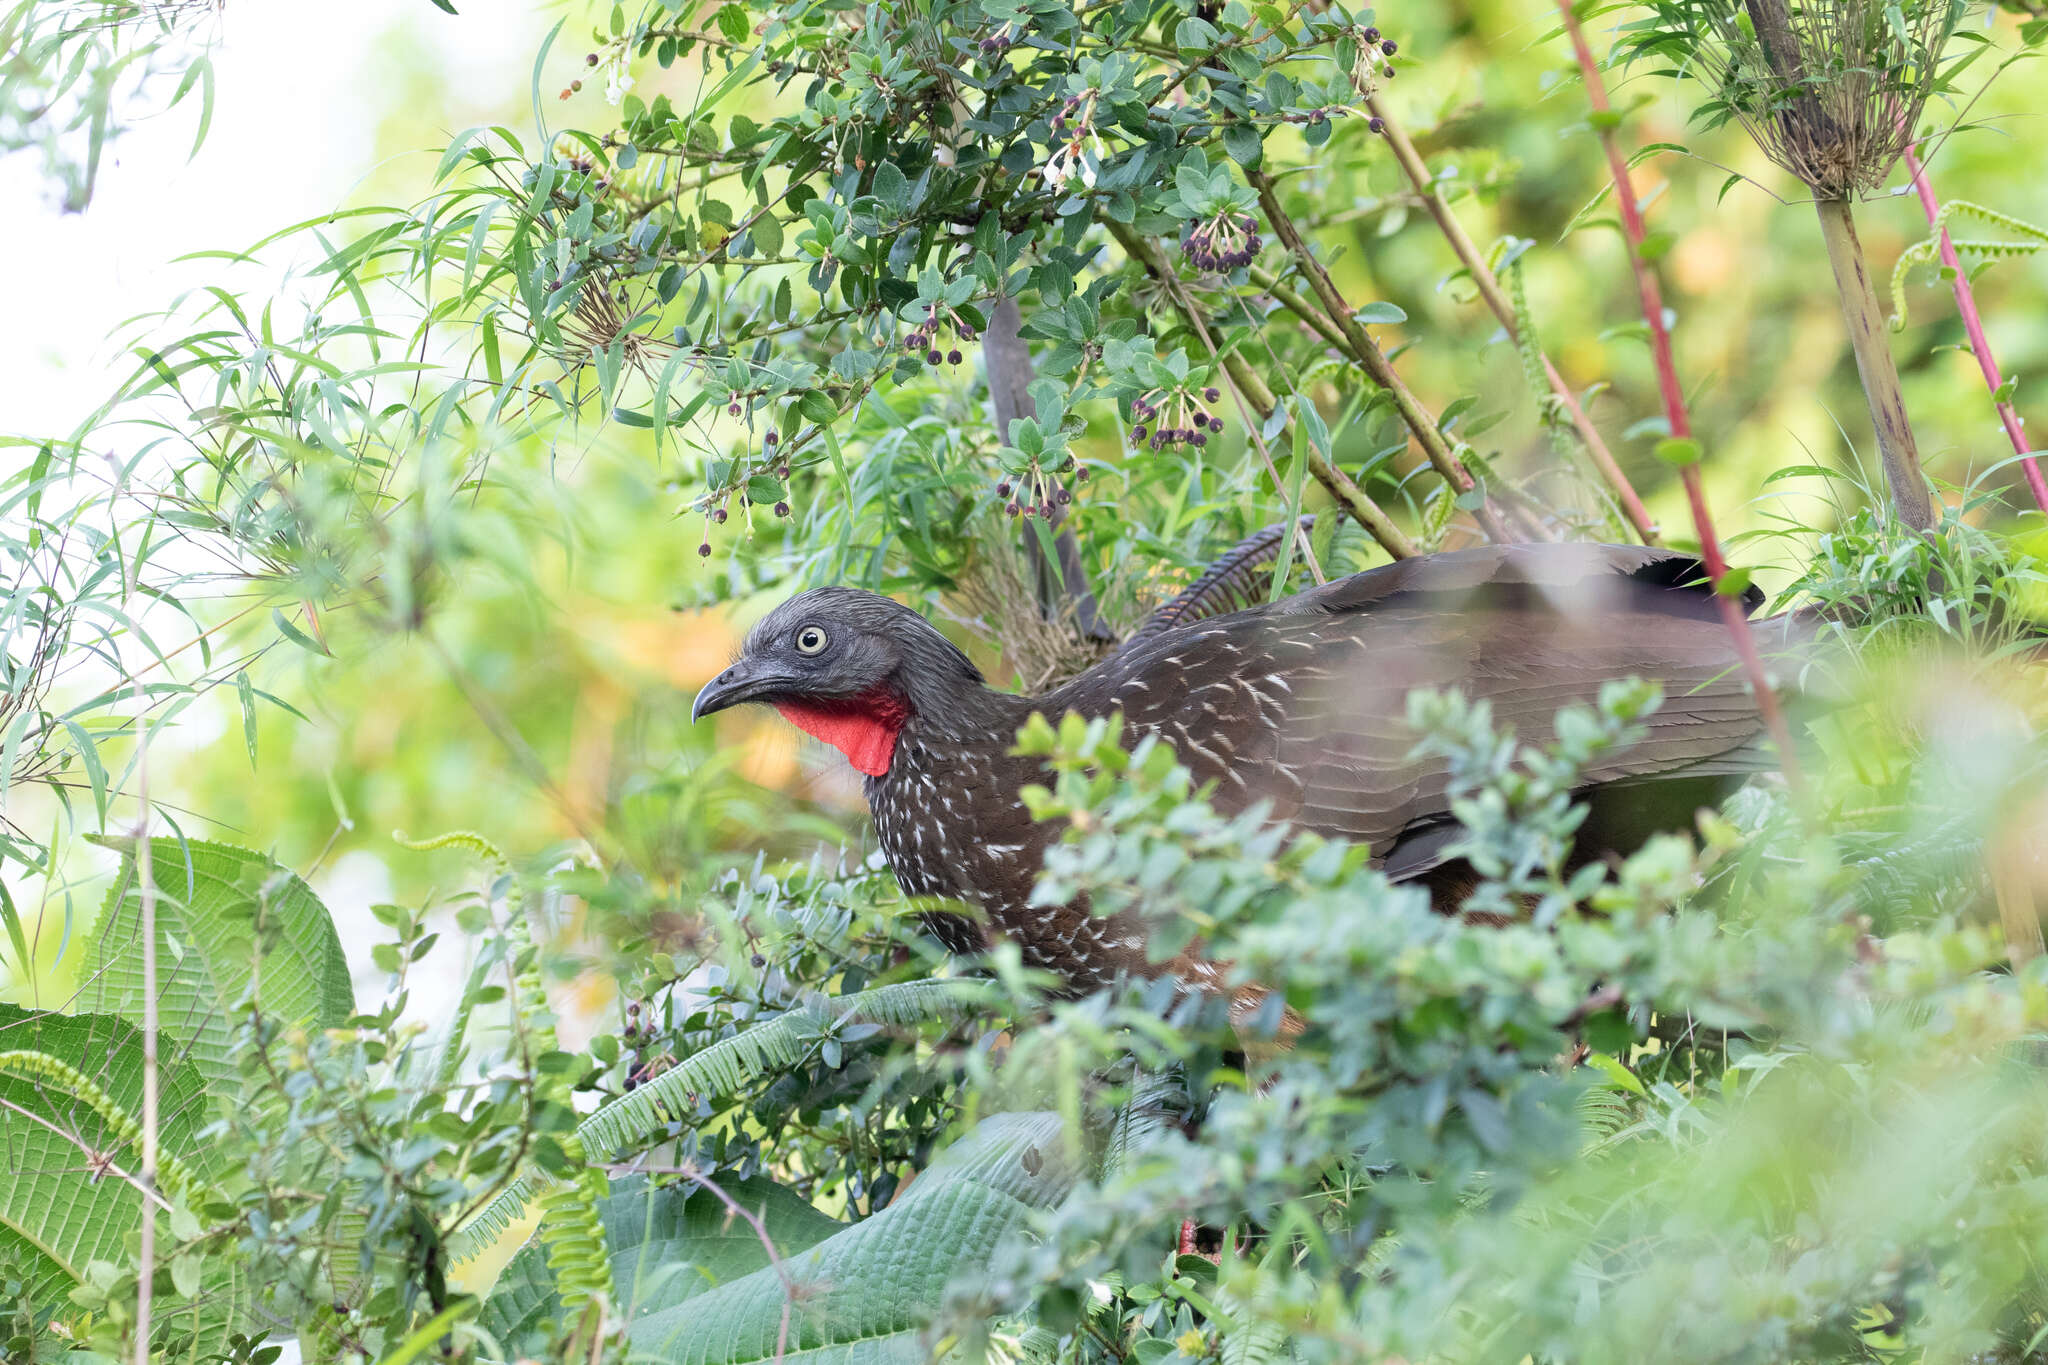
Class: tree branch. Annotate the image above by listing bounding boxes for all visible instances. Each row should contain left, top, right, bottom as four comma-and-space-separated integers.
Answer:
1251, 170, 1513, 543
1364, 94, 1661, 544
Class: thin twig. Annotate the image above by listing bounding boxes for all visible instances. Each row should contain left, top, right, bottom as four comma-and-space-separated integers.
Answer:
609, 1160, 802, 1365
1556, 0, 1804, 791
1901, 139, 2046, 513
1363, 93, 1662, 544
132, 584, 159, 1365
1250, 170, 1513, 543
1108, 220, 1415, 558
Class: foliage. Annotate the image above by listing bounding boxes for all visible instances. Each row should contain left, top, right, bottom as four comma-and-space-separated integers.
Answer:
7, 0, 2048, 1362
0, 1, 218, 211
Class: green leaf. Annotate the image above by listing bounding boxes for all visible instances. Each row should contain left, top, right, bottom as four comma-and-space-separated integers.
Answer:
1653, 436, 1702, 468
235, 669, 257, 771
629, 1112, 1080, 1362
0, 1005, 243, 1346
480, 1175, 844, 1344
872, 160, 911, 215
457, 980, 984, 1257
1222, 122, 1263, 168
1355, 301, 1407, 326
271, 608, 329, 656
76, 838, 356, 1100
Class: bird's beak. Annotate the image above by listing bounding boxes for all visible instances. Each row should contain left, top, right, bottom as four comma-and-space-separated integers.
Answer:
691, 657, 793, 723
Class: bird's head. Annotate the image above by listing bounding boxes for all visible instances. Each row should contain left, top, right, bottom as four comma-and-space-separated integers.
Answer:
690, 587, 985, 777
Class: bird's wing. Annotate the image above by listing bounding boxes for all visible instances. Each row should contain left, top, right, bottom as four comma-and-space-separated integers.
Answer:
1082, 544, 1775, 863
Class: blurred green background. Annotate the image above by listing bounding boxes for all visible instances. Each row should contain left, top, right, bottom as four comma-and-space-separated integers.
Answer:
6, 0, 2046, 1017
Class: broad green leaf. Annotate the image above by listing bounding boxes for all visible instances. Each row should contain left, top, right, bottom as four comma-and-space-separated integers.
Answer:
457, 978, 983, 1257
479, 1175, 845, 1345
77, 838, 355, 1100
630, 1111, 1080, 1363
0, 1005, 239, 1343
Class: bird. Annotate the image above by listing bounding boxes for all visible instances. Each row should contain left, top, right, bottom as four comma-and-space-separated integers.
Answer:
691, 542, 1806, 995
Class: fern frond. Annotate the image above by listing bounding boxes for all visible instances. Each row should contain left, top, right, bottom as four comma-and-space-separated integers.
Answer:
392, 827, 511, 871
0, 1048, 205, 1203
1887, 199, 2048, 331
454, 976, 989, 1260
535, 1145, 614, 1316
1102, 1068, 1186, 1179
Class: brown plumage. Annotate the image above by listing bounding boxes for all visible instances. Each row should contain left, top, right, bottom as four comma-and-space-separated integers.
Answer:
692, 543, 1805, 992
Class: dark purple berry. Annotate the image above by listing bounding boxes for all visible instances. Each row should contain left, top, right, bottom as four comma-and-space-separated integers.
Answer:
1370, 116, 1386, 134
697, 542, 711, 557
728, 402, 742, 417
996, 481, 1012, 497
1363, 26, 1380, 41
1203, 387, 1220, 402
1006, 501, 1021, 516
765, 431, 779, 445
947, 348, 962, 365
1131, 424, 1148, 442
926, 349, 943, 365
586, 51, 600, 66
1381, 39, 1397, 54
776, 463, 790, 479
774, 501, 790, 517
713, 508, 728, 523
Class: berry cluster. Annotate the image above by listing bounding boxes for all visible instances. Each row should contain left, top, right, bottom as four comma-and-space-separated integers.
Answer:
697, 431, 795, 558
619, 1000, 672, 1093
975, 23, 1016, 56
996, 460, 1088, 519
1130, 387, 1228, 452
904, 300, 978, 367
1182, 211, 1262, 272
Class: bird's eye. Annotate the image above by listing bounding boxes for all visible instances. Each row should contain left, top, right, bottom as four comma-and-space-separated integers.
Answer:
795, 625, 828, 655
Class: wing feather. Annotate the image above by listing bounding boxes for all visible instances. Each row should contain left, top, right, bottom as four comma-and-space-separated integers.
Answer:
1063, 544, 1786, 868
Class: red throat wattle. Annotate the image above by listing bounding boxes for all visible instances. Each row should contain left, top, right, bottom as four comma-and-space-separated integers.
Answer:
773, 687, 909, 777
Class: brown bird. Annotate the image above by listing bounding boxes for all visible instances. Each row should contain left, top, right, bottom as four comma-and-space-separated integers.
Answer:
692, 542, 1803, 993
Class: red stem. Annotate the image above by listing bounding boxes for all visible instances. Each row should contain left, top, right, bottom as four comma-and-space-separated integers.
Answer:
1557, 0, 1804, 790
1901, 140, 2048, 513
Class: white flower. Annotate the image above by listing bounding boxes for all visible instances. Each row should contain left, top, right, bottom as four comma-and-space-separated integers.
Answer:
1044, 142, 1079, 189
604, 57, 635, 106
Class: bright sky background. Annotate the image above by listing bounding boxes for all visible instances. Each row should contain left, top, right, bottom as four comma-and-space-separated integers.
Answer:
0, 1, 559, 1012
1, 0, 543, 437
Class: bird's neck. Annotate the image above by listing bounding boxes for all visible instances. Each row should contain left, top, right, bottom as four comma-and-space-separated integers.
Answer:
781, 679, 1031, 778
775, 687, 910, 777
